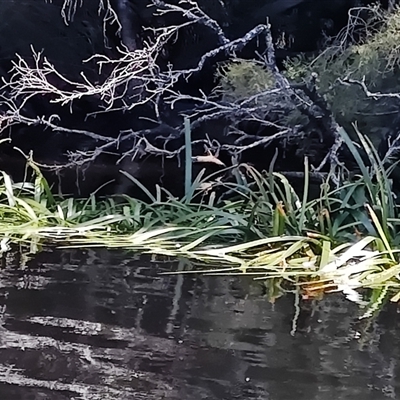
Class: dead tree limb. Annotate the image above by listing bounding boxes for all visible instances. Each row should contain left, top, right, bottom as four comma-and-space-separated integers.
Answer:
0, 0, 348, 190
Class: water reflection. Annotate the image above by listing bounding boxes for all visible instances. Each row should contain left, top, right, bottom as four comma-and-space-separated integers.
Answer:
0, 248, 397, 399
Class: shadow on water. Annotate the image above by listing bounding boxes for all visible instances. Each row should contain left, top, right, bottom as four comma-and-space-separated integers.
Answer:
0, 249, 398, 399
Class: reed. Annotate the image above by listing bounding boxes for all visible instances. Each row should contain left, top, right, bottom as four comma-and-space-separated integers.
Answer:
1, 130, 400, 309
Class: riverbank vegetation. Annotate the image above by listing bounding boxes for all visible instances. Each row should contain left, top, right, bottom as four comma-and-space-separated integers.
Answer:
3, 3, 400, 314
2, 123, 400, 312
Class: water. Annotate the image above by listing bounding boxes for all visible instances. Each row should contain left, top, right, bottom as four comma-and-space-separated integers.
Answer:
0, 248, 398, 399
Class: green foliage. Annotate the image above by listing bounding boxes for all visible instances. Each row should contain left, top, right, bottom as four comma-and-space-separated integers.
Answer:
284, 5, 400, 139
215, 59, 275, 100
3, 128, 400, 309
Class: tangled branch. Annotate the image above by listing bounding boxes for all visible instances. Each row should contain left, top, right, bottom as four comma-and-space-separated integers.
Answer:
0, 0, 346, 182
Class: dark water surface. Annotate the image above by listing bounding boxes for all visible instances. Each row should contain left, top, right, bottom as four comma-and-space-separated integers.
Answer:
0, 249, 398, 399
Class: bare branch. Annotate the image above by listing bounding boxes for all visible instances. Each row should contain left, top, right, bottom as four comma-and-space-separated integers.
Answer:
0, 0, 347, 186
152, 0, 229, 45
339, 76, 400, 100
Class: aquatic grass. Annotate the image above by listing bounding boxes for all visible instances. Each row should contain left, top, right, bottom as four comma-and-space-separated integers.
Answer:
0, 161, 387, 249
340, 125, 396, 239
2, 135, 400, 309
0, 165, 260, 254
183, 235, 400, 303
184, 116, 193, 199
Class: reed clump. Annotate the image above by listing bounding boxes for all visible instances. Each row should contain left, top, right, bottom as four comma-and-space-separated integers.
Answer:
1, 127, 400, 312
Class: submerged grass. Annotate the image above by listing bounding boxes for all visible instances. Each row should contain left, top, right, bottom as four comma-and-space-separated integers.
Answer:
2, 129, 400, 309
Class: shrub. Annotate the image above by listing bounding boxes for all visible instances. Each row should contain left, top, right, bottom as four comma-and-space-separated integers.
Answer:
215, 59, 276, 101
284, 5, 400, 142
